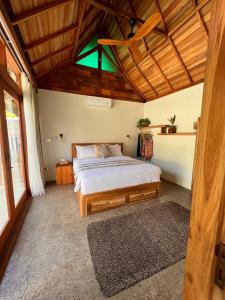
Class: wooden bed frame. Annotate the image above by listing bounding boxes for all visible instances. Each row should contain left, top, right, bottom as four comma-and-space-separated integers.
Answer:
72, 143, 160, 217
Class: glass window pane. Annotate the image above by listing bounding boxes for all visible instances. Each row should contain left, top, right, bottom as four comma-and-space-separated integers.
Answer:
102, 52, 117, 72
76, 50, 98, 69
0, 144, 9, 232
4, 91, 26, 205
78, 35, 98, 56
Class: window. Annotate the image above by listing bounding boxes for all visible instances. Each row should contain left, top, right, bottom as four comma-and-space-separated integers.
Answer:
75, 35, 118, 73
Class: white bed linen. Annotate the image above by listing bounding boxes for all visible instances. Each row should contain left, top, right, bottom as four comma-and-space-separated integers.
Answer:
73, 156, 161, 195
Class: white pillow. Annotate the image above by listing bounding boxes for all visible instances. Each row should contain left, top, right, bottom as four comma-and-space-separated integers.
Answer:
76, 145, 96, 158
108, 144, 123, 156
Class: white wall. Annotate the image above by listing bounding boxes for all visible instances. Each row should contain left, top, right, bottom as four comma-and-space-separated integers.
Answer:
38, 89, 144, 181
144, 84, 204, 189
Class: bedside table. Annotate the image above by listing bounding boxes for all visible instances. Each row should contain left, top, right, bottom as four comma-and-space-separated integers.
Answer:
56, 162, 74, 185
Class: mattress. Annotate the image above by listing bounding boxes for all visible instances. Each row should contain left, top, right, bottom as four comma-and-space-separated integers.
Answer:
73, 156, 161, 195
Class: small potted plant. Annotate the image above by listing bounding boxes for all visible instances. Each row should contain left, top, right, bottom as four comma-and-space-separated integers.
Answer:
167, 115, 177, 133
137, 118, 151, 130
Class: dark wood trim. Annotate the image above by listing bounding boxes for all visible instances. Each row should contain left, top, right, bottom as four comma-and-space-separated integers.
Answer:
37, 85, 143, 103
74, 46, 98, 62
23, 24, 78, 52
31, 44, 74, 67
101, 48, 120, 72
11, 0, 73, 25
0, 196, 31, 281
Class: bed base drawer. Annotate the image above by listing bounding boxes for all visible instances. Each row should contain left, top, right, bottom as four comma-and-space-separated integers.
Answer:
76, 181, 160, 217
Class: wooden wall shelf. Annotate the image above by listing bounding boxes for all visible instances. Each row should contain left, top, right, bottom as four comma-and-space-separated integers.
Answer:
158, 132, 196, 136
149, 124, 168, 128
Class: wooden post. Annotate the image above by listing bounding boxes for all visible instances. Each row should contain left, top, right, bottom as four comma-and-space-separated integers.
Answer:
183, 0, 225, 299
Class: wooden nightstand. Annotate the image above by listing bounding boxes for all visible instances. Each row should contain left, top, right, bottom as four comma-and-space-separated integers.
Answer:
56, 162, 74, 185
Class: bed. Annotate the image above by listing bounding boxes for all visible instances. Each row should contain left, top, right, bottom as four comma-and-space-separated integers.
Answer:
72, 143, 161, 217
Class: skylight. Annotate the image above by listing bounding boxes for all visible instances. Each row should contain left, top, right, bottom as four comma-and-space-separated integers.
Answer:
75, 35, 118, 73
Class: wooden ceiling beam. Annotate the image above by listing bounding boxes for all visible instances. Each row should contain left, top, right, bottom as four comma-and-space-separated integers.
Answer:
35, 59, 71, 79
168, 0, 210, 37
191, 0, 208, 40
101, 48, 120, 72
114, 16, 157, 97
86, 0, 167, 38
76, 29, 97, 56
154, 0, 192, 83
74, 45, 98, 62
11, 0, 73, 26
75, 9, 105, 57
30, 44, 74, 67
71, 0, 87, 59
127, 0, 173, 91
23, 24, 78, 52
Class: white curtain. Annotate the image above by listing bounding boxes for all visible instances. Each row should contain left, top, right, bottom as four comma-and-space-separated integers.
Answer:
21, 73, 45, 197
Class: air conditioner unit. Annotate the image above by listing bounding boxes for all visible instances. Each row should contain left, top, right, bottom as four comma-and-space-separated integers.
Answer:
87, 96, 112, 108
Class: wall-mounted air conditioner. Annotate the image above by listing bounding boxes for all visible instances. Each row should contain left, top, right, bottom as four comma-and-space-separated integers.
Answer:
87, 96, 112, 109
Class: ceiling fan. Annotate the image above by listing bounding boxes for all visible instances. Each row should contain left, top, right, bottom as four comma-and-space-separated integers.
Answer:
98, 12, 162, 61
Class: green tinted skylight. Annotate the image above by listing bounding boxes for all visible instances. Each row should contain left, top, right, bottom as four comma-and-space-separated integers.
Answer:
75, 34, 118, 73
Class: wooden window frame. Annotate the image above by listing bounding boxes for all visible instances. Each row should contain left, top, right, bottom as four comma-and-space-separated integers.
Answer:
0, 36, 31, 281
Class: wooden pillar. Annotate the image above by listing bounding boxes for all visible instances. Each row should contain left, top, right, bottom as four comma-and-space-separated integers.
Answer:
183, 0, 225, 299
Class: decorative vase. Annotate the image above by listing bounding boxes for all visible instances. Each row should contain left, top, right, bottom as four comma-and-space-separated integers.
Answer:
168, 126, 177, 133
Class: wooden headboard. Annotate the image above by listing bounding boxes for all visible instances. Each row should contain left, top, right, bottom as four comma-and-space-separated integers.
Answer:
71, 143, 123, 158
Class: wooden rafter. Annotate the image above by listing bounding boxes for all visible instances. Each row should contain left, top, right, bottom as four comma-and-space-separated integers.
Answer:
30, 44, 74, 66
114, 16, 157, 97
75, 10, 105, 57
35, 59, 71, 79
103, 30, 146, 101
122, 0, 210, 77
127, 0, 173, 91
168, 0, 210, 37
87, 0, 167, 38
74, 46, 98, 62
76, 30, 97, 56
71, 0, 87, 59
101, 48, 120, 72
191, 0, 208, 39
11, 0, 73, 26
23, 24, 78, 52
154, 0, 192, 83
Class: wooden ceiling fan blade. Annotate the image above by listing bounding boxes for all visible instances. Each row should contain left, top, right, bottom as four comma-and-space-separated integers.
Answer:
129, 43, 143, 62
132, 12, 162, 40
98, 39, 129, 46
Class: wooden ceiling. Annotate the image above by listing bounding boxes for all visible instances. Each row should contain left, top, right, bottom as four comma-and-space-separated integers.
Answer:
2, 0, 212, 102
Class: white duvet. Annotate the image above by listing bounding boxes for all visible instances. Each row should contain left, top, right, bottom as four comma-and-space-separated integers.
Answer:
73, 156, 161, 195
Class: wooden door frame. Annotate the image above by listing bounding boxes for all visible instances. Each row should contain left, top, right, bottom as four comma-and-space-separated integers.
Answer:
183, 0, 225, 298
0, 36, 31, 281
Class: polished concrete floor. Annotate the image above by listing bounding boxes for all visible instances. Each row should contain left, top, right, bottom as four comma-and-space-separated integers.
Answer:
0, 180, 191, 300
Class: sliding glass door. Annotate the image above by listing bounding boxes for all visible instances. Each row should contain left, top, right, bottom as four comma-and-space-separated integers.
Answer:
4, 91, 26, 205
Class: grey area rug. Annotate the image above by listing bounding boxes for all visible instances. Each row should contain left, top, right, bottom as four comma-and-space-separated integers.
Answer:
87, 201, 190, 297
